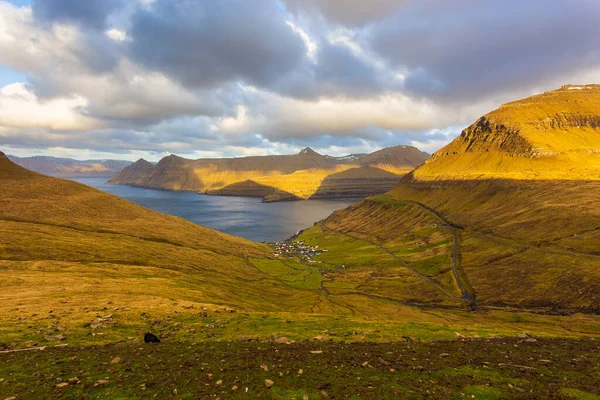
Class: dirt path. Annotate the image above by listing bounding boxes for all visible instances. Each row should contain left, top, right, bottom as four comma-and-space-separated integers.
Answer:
319, 220, 471, 303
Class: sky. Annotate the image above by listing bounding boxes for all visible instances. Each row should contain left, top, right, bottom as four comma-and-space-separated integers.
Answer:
0, 0, 599, 161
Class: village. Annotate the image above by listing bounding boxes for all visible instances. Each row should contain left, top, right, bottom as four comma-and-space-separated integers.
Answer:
266, 240, 327, 263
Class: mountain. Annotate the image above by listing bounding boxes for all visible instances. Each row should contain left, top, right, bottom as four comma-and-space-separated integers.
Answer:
413, 84, 600, 181
107, 158, 155, 185
8, 155, 132, 177
296, 85, 600, 313
108, 145, 429, 201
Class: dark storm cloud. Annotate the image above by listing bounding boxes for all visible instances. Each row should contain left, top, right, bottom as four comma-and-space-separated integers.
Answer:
32, 0, 124, 30
128, 0, 307, 89
367, 0, 600, 100
275, 41, 397, 99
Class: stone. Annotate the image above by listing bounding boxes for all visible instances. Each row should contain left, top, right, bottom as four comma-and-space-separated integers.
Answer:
298, 369, 303, 375
264, 379, 274, 389
111, 357, 121, 364
232, 386, 238, 391
310, 350, 323, 354
68, 377, 80, 384
454, 332, 466, 340
96, 379, 110, 387
274, 337, 290, 344
56, 382, 69, 388
144, 333, 160, 343
313, 335, 326, 341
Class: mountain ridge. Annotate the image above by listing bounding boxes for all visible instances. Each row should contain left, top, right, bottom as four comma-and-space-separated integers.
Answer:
8, 154, 133, 178
109, 145, 429, 201
415, 84, 600, 181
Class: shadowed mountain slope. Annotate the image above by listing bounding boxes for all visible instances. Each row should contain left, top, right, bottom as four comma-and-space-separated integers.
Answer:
298, 86, 600, 313
109, 145, 428, 201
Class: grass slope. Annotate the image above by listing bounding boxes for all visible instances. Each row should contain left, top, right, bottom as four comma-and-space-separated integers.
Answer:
296, 86, 600, 313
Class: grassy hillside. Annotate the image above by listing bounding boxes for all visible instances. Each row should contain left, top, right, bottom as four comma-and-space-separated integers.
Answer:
415, 85, 600, 181
1, 139, 599, 398
109, 145, 427, 201
296, 86, 600, 314
2, 150, 598, 339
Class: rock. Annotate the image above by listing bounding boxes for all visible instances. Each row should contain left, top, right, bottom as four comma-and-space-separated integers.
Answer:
111, 357, 121, 364
68, 377, 80, 384
317, 382, 331, 390
310, 350, 323, 354
144, 333, 160, 343
56, 382, 69, 388
313, 335, 327, 341
298, 369, 303, 375
4, 397, 17, 400
439, 353, 450, 357
274, 337, 290, 344
172, 389, 178, 395
320, 390, 329, 397
216, 380, 223, 386
454, 332, 466, 341
539, 359, 552, 364
264, 379, 274, 389
361, 361, 369, 367
232, 385, 238, 391
96, 379, 110, 387
260, 364, 269, 371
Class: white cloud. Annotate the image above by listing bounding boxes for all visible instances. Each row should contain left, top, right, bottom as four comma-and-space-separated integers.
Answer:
0, 83, 97, 131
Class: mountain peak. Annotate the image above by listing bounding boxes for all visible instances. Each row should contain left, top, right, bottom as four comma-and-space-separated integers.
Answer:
298, 147, 320, 156
0, 151, 6, 160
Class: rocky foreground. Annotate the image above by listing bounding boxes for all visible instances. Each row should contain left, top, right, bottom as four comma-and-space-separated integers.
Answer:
1, 337, 598, 399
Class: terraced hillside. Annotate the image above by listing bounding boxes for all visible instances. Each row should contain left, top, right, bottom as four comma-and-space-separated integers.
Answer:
298, 85, 600, 314
109, 145, 429, 201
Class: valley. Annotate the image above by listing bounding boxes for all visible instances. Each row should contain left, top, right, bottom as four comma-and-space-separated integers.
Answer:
1, 86, 600, 399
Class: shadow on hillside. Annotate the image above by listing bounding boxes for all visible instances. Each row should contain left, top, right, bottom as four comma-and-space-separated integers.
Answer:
310, 166, 403, 200
208, 180, 299, 202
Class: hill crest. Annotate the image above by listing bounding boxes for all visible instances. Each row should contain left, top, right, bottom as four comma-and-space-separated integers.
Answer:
414, 85, 600, 181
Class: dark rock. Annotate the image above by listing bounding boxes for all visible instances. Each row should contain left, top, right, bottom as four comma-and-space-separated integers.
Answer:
144, 333, 160, 343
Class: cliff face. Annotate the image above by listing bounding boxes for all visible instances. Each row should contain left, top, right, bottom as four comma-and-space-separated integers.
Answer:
415, 84, 600, 180
109, 145, 429, 200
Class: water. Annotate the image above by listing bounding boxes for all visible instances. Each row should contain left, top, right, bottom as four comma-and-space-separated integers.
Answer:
70, 178, 360, 242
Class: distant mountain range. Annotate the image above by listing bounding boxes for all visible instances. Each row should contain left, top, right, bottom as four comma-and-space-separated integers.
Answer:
109, 145, 429, 201
8, 155, 132, 178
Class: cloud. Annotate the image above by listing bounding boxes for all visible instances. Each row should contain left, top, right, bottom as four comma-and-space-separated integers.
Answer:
0, 83, 97, 131
127, 0, 307, 89
285, 0, 406, 25
367, 0, 600, 100
1, 0, 600, 161
32, 0, 125, 30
